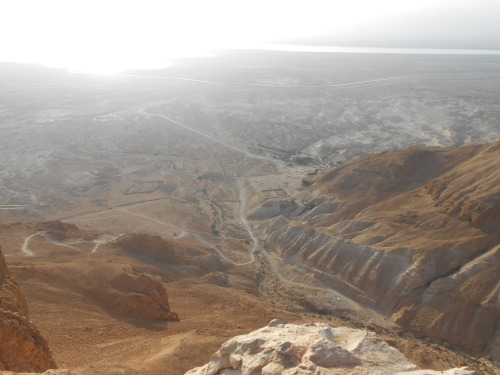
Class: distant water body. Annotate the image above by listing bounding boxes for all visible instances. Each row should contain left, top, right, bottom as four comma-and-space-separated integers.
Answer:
63, 44, 500, 74
242, 43, 500, 56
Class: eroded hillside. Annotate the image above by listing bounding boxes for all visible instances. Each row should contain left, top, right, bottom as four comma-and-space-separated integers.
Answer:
252, 141, 500, 359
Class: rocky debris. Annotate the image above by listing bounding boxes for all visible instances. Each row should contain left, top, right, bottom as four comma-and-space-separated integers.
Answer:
0, 246, 57, 372
184, 321, 478, 375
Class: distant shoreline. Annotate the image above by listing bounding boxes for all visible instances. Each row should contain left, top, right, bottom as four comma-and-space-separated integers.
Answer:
234, 43, 500, 56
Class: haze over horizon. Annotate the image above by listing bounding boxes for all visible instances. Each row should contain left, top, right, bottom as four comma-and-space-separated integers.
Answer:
1, 0, 499, 73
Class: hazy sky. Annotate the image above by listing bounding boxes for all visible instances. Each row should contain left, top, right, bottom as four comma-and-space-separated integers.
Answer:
1, 0, 498, 73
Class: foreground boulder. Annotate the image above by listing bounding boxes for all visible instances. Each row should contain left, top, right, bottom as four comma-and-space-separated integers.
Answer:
185, 321, 478, 375
0, 246, 57, 372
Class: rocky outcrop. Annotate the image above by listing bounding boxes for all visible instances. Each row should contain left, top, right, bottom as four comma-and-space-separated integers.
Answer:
185, 320, 478, 375
31, 261, 179, 322
0, 247, 29, 315
100, 266, 179, 321
255, 141, 500, 358
0, 246, 57, 372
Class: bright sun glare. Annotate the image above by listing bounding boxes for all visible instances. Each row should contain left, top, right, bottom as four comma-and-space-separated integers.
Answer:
0, 0, 447, 73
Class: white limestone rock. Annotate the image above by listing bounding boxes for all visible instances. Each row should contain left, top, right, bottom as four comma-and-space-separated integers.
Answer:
185, 320, 479, 375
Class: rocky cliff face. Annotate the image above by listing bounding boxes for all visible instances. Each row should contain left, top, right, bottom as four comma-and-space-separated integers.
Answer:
253, 141, 500, 359
185, 320, 478, 375
0, 246, 57, 372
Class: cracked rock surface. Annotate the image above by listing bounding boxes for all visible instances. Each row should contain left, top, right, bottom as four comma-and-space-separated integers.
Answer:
185, 320, 478, 375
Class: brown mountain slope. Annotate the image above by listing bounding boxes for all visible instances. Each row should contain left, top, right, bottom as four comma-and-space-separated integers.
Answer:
0, 218, 496, 372
314, 141, 499, 227
0, 246, 57, 372
257, 141, 499, 359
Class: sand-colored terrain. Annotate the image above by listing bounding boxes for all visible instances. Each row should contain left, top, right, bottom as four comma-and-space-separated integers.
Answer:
1, 54, 499, 374
1, 220, 497, 374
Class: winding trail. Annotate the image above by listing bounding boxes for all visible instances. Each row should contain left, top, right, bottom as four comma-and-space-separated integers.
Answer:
90, 234, 123, 253
58, 196, 187, 222
114, 207, 179, 231
21, 232, 122, 256
184, 178, 260, 266
138, 107, 272, 163
186, 232, 248, 266
107, 72, 410, 89
236, 76, 411, 89
139, 109, 244, 154
112, 187, 257, 266
0, 204, 39, 210
21, 232, 42, 256
236, 178, 258, 265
